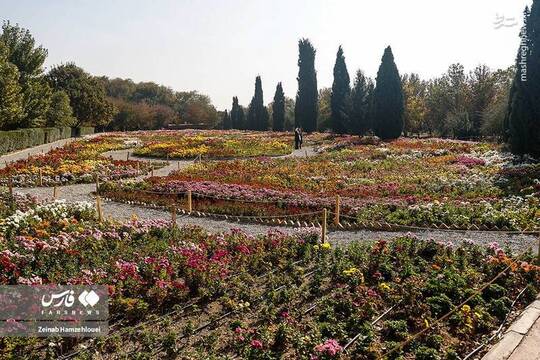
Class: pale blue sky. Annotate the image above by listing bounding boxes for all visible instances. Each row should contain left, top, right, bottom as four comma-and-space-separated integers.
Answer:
0, 0, 530, 109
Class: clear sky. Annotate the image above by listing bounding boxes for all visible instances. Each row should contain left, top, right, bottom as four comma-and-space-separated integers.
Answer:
0, 0, 531, 109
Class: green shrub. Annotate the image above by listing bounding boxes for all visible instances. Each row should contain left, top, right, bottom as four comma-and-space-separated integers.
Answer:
383, 320, 409, 341
415, 346, 440, 360
427, 294, 454, 317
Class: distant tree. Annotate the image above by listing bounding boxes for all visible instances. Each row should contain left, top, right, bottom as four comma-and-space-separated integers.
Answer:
238, 106, 246, 130
247, 76, 269, 131
272, 82, 285, 131
330, 46, 351, 134
0, 47, 24, 130
373, 46, 404, 140
350, 70, 374, 136
402, 73, 427, 136
222, 110, 232, 129
317, 88, 331, 130
175, 91, 218, 127
294, 39, 318, 132
46, 90, 75, 127
48, 63, 115, 127
482, 67, 515, 137
230, 96, 244, 129
506, 4, 540, 157
284, 97, 295, 131
1, 21, 51, 128
467, 65, 497, 137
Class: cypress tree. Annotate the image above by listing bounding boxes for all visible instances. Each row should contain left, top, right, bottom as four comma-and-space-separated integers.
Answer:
231, 96, 242, 129
272, 82, 285, 131
372, 46, 404, 140
238, 106, 245, 130
294, 39, 318, 132
222, 110, 231, 130
506, 3, 540, 157
247, 76, 269, 131
350, 69, 374, 136
330, 46, 351, 134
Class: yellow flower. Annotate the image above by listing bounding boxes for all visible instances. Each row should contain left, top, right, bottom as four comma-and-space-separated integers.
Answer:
379, 283, 390, 291
321, 242, 331, 250
313, 244, 320, 251
424, 319, 430, 328
461, 305, 471, 314
343, 267, 359, 276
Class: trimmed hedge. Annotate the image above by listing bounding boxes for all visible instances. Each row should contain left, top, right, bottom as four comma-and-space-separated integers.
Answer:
79, 127, 95, 136
0, 126, 95, 155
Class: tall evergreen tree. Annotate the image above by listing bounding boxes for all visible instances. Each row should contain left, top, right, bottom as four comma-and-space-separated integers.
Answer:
222, 110, 231, 130
294, 39, 318, 132
272, 82, 285, 131
372, 46, 404, 140
247, 76, 269, 131
330, 46, 351, 134
238, 106, 245, 130
230, 96, 242, 129
506, 3, 540, 157
350, 70, 374, 136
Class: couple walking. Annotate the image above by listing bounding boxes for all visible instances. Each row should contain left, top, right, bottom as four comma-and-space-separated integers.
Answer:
294, 127, 303, 150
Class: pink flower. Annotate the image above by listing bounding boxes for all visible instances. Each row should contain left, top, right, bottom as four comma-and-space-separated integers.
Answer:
250, 339, 263, 349
314, 339, 342, 357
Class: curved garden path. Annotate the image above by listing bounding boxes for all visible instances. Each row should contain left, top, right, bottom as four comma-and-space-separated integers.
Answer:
1, 140, 538, 254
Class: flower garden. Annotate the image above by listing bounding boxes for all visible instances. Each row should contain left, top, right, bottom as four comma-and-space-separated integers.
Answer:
0, 136, 163, 187
131, 130, 295, 159
0, 190, 538, 359
100, 137, 540, 230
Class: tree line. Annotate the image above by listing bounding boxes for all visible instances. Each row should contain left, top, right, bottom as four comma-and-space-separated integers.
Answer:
0, 22, 219, 132
225, 0, 539, 157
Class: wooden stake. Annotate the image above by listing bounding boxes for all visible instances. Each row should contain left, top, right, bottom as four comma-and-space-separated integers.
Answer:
136, 162, 140, 175
334, 195, 340, 227
53, 186, 58, 199
39, 168, 43, 187
127, 152, 130, 161
537, 232, 540, 264
96, 196, 103, 222
177, 162, 180, 170
321, 208, 327, 243
187, 190, 192, 213
171, 205, 177, 227
95, 175, 100, 192
151, 166, 154, 177
8, 176, 13, 196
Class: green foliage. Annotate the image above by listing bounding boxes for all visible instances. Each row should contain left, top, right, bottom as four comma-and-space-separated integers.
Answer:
373, 46, 404, 140
247, 76, 269, 131
0, 22, 52, 130
47, 63, 114, 127
46, 90, 75, 127
295, 38, 318, 132
351, 70, 374, 136
330, 46, 351, 134
230, 96, 245, 130
0, 51, 23, 129
222, 110, 231, 130
506, 3, 540, 157
272, 82, 285, 131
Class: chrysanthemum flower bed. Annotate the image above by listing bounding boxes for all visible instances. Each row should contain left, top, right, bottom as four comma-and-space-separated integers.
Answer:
131, 130, 295, 159
100, 137, 540, 230
0, 136, 164, 187
0, 195, 538, 359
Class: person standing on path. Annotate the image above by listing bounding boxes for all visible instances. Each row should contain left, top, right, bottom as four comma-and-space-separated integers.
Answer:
299, 128, 303, 149
294, 128, 300, 150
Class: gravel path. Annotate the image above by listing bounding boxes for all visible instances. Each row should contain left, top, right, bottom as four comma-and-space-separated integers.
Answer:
5, 142, 539, 253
